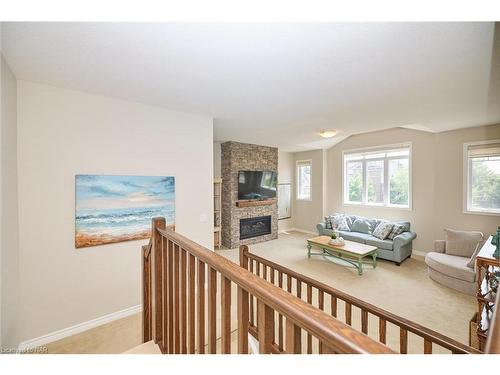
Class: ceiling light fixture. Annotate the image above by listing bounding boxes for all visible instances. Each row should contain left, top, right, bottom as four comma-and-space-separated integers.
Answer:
319, 130, 337, 138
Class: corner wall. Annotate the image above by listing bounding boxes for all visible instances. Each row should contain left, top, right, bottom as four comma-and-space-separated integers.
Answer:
278, 151, 294, 231
292, 149, 326, 233
1, 54, 19, 348
16, 81, 214, 344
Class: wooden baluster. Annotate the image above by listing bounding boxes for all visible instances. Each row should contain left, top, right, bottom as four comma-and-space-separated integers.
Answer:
263, 264, 267, 280
142, 245, 152, 343
286, 319, 301, 354
167, 240, 174, 353
278, 271, 284, 350
400, 328, 408, 354
180, 249, 187, 354
221, 276, 232, 354
237, 286, 249, 354
270, 267, 275, 284
296, 280, 302, 299
174, 244, 180, 353
286, 273, 293, 350
424, 339, 432, 354
379, 318, 386, 344
161, 239, 169, 352
208, 267, 217, 354
331, 295, 337, 318
320, 343, 335, 354
345, 302, 352, 326
197, 259, 205, 354
361, 310, 368, 334
188, 254, 195, 354
238, 247, 249, 354
307, 285, 312, 354
257, 300, 274, 354
249, 260, 254, 327
318, 290, 324, 353
152, 218, 166, 344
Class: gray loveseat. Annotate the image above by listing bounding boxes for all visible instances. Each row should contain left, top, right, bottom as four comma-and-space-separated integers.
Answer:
317, 215, 417, 265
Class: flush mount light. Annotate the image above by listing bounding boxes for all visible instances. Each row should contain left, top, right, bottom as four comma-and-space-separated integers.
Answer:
319, 130, 337, 138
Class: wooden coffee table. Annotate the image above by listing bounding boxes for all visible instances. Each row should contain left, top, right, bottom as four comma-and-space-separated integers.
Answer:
307, 236, 378, 275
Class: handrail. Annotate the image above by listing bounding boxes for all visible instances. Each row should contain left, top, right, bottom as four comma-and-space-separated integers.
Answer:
242, 247, 480, 354
485, 289, 500, 353
156, 227, 394, 354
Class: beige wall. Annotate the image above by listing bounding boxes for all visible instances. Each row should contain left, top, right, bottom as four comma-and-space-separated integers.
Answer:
16, 81, 214, 344
1, 54, 20, 348
293, 149, 325, 232
213, 141, 221, 178
278, 151, 294, 231
326, 125, 500, 253
433, 125, 500, 243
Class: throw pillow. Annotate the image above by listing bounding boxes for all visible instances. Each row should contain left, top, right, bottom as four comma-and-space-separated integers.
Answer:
324, 216, 333, 229
444, 229, 483, 258
466, 240, 485, 269
325, 212, 343, 229
351, 219, 372, 234
372, 221, 394, 240
330, 215, 350, 231
387, 223, 407, 240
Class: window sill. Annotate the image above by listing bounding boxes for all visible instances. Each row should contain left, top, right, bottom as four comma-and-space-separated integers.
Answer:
463, 209, 500, 217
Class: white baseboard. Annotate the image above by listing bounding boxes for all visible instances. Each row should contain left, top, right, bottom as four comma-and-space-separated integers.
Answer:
18, 304, 142, 350
412, 250, 427, 258
279, 227, 317, 236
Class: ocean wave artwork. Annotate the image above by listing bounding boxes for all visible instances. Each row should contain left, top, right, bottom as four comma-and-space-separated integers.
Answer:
75, 175, 175, 248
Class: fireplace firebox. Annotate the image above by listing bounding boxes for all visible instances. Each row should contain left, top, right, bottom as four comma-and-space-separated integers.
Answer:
240, 216, 272, 240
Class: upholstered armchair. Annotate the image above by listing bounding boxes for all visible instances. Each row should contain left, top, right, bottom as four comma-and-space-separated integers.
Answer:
425, 230, 483, 295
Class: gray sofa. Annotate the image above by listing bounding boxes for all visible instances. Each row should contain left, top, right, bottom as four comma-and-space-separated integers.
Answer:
317, 215, 417, 265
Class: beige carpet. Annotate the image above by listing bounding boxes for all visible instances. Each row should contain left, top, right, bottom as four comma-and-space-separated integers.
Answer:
42, 231, 475, 354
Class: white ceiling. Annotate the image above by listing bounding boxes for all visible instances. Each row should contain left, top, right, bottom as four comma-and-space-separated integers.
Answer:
2, 22, 499, 152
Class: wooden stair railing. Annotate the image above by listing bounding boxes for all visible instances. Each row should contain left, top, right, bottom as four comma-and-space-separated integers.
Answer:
240, 246, 481, 354
485, 289, 500, 353
141, 217, 394, 354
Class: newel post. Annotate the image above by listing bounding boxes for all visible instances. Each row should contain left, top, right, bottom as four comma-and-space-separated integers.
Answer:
239, 245, 249, 269
238, 245, 250, 353
142, 244, 152, 343
151, 217, 166, 345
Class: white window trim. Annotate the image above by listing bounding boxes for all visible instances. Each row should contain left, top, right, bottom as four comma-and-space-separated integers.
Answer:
463, 139, 500, 216
296, 159, 312, 201
342, 142, 413, 210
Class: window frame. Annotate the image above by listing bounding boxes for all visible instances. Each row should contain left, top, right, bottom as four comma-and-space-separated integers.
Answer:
296, 159, 312, 201
463, 140, 500, 216
342, 143, 412, 210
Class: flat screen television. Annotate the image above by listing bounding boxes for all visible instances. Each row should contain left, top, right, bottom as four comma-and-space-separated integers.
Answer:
238, 171, 277, 200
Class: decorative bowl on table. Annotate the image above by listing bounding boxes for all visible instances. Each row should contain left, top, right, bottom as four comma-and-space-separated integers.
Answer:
329, 237, 345, 246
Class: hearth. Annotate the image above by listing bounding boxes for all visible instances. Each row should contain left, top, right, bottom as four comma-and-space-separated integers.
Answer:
240, 216, 271, 240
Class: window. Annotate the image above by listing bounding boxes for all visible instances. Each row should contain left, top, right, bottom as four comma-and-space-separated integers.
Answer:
343, 144, 411, 208
297, 160, 312, 200
464, 141, 500, 215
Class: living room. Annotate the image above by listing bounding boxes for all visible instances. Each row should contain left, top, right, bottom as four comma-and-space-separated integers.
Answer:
1, 3, 500, 374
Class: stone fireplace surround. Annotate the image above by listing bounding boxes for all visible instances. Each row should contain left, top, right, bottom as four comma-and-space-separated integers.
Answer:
221, 141, 278, 249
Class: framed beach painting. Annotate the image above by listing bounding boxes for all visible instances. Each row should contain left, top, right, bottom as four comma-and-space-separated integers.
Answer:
75, 175, 175, 248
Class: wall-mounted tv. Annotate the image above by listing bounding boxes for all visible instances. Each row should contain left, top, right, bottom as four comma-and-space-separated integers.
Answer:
238, 171, 277, 200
